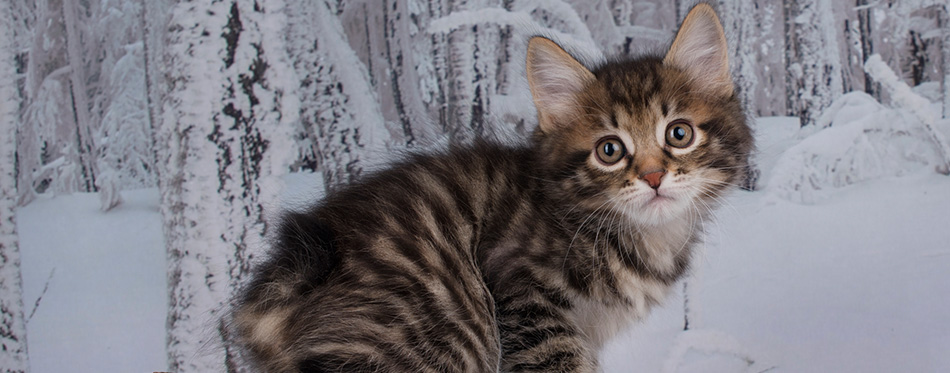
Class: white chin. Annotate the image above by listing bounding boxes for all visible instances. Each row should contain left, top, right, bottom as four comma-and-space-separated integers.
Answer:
627, 196, 688, 226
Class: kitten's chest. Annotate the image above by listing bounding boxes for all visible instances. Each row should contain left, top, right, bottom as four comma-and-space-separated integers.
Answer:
567, 219, 695, 349
568, 270, 673, 349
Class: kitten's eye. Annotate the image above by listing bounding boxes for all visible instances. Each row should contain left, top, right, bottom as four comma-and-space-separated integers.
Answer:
595, 137, 626, 165
665, 120, 694, 148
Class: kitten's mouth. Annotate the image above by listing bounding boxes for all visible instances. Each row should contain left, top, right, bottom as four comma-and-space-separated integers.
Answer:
639, 192, 684, 223
617, 189, 686, 225
619, 190, 676, 209
646, 193, 674, 206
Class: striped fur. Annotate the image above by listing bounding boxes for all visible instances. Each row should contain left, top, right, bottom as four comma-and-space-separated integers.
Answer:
232, 4, 752, 372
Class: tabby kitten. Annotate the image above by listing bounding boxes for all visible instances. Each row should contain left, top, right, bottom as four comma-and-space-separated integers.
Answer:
232, 3, 752, 372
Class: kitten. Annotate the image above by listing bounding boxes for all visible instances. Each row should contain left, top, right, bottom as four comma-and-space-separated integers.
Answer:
231, 3, 752, 372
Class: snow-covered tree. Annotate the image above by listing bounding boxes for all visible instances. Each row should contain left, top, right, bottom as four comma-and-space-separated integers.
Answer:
717, 0, 759, 117
143, 0, 172, 159
0, 2, 30, 371
88, 0, 154, 210
441, 0, 507, 142
18, 0, 78, 203
95, 39, 152, 211
17, 0, 155, 207
593, 0, 675, 52
61, 0, 100, 193
158, 0, 297, 371
284, 0, 385, 191
338, 0, 437, 147
750, 1, 788, 117
856, 0, 880, 99
784, 0, 844, 127
337, 0, 521, 146
941, 4, 950, 119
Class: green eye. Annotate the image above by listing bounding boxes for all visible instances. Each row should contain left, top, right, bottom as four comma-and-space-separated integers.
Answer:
595, 137, 626, 165
666, 120, 694, 148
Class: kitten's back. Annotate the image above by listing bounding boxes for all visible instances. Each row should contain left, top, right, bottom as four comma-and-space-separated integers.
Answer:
233, 142, 536, 372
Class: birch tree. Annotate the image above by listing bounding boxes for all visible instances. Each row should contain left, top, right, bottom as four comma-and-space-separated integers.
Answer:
441, 0, 507, 142
941, 4, 950, 118
784, 0, 843, 127
159, 0, 296, 371
143, 0, 172, 156
856, 0, 880, 99
339, 0, 513, 146
750, 1, 787, 116
89, 1, 153, 211
19, 0, 77, 203
339, 0, 435, 147
61, 0, 99, 192
0, 2, 30, 370
16, 0, 154, 207
717, 0, 758, 117
285, 0, 385, 191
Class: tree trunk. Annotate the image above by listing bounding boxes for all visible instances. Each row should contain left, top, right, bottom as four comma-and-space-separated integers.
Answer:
10, 0, 33, 207
340, 0, 509, 147
0, 3, 30, 370
160, 1, 296, 371
61, 0, 98, 192
142, 0, 172, 179
784, 0, 843, 127
717, 0, 758, 117
783, 0, 798, 119
856, 0, 880, 100
441, 0, 504, 143
339, 0, 427, 148
285, 0, 385, 191
942, 5, 950, 119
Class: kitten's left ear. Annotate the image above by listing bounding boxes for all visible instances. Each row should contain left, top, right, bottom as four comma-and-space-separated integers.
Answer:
664, 4, 733, 97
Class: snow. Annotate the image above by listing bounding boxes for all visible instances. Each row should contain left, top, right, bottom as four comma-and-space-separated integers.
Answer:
18, 189, 165, 373
17, 118, 950, 371
864, 54, 950, 174
767, 91, 946, 204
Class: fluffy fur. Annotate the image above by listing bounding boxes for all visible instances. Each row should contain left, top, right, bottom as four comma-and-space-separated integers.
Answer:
231, 4, 753, 372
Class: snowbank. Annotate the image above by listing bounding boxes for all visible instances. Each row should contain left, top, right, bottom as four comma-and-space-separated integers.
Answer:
766, 91, 943, 204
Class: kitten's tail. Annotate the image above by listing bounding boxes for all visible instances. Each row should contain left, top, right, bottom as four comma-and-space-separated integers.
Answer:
230, 210, 340, 372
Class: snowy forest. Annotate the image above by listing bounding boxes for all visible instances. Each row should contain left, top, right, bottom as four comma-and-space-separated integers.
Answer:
1, 0, 949, 372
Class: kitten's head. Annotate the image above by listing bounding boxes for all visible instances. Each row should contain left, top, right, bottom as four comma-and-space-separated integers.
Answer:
527, 4, 752, 226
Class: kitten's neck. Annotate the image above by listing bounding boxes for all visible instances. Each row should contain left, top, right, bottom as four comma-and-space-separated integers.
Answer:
558, 208, 701, 349
558, 203, 701, 284
629, 214, 699, 277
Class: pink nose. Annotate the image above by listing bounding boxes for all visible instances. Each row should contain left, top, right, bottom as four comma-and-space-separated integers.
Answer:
641, 170, 665, 190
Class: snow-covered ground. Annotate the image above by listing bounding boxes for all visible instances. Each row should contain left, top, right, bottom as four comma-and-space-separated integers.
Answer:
17, 117, 950, 372
18, 188, 166, 372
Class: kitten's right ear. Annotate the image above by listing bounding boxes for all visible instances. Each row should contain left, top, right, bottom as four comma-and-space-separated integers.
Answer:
526, 37, 595, 133
664, 3, 733, 97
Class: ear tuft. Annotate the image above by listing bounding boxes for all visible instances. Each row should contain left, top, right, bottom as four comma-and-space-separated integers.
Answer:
664, 3, 733, 97
526, 37, 595, 133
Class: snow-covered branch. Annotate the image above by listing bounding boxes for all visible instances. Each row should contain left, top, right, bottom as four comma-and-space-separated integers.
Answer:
427, 7, 604, 65
864, 54, 950, 174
